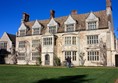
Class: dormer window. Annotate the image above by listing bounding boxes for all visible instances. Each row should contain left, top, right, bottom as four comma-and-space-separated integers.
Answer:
64, 15, 76, 32
88, 21, 97, 30
49, 26, 56, 34
19, 30, 26, 36
32, 20, 42, 35
18, 23, 27, 37
86, 12, 99, 30
33, 28, 40, 35
66, 24, 74, 32
47, 18, 58, 34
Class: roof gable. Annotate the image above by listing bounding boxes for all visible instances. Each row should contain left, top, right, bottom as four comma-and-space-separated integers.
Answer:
47, 18, 58, 26
20, 10, 108, 35
64, 15, 76, 24
86, 12, 98, 21
32, 20, 42, 28
7, 33, 16, 43
18, 23, 27, 30
0, 32, 11, 42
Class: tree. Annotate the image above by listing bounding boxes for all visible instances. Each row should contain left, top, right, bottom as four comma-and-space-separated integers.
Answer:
35, 43, 42, 65
25, 41, 30, 65
10, 45, 17, 64
79, 52, 86, 66
53, 54, 61, 66
99, 38, 107, 66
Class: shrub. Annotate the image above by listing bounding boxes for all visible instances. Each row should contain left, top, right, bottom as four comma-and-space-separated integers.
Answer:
54, 56, 61, 66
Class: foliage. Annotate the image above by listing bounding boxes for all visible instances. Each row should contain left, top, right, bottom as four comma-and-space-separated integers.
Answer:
53, 56, 61, 66
36, 57, 42, 66
79, 52, 86, 66
99, 39, 107, 66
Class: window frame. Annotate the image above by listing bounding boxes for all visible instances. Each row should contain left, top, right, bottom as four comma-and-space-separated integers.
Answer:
88, 21, 97, 30
66, 24, 75, 32
32, 40, 40, 47
18, 52, 25, 60
65, 36, 76, 45
65, 51, 77, 61
19, 30, 26, 36
19, 41, 25, 48
87, 35, 98, 45
87, 51, 99, 61
32, 52, 39, 61
33, 28, 40, 35
43, 37, 53, 46
0, 42, 7, 49
49, 26, 57, 34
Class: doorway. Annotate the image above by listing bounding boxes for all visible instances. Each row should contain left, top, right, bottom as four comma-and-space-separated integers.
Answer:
115, 55, 118, 67
45, 54, 50, 65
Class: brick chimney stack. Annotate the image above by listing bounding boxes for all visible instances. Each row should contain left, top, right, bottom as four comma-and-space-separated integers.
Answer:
106, 0, 112, 16
71, 10, 78, 15
50, 10, 55, 18
106, 0, 111, 7
22, 12, 30, 23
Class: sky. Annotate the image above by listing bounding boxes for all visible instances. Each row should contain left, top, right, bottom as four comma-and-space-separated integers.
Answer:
0, 0, 118, 38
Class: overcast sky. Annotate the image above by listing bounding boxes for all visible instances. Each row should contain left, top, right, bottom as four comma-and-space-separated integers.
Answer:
0, 0, 118, 38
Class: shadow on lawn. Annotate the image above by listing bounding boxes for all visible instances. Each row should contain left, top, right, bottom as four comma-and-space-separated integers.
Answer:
35, 75, 94, 83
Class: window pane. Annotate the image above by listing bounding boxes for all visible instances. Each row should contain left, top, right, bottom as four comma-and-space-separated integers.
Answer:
87, 35, 98, 44
49, 26, 56, 34
72, 37, 76, 45
32, 40, 40, 47
33, 28, 39, 35
32, 52, 39, 60
0, 42, 7, 49
18, 53, 25, 60
72, 51, 76, 61
87, 51, 99, 61
43, 37, 52, 45
65, 37, 71, 45
88, 22, 96, 30
19, 41, 25, 48
66, 24, 74, 32
20, 30, 26, 36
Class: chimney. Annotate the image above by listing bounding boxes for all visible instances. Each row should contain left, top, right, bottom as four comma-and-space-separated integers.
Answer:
106, 0, 111, 7
106, 0, 112, 16
50, 10, 55, 18
71, 10, 78, 15
22, 12, 30, 23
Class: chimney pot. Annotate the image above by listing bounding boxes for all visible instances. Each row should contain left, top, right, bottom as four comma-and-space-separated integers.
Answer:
71, 10, 78, 15
50, 10, 55, 18
22, 12, 30, 22
106, 0, 111, 7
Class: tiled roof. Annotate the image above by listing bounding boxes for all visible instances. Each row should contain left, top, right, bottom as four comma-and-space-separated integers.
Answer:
6, 33, 16, 44
24, 10, 108, 35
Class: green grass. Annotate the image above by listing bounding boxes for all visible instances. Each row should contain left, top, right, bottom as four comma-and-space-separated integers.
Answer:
0, 65, 118, 83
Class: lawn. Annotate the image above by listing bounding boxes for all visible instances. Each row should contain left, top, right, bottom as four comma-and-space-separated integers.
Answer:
0, 65, 118, 83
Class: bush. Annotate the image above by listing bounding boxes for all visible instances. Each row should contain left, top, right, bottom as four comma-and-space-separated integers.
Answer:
54, 56, 61, 66
36, 57, 42, 66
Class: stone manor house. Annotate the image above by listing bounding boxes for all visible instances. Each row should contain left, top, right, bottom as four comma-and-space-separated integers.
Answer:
16, 0, 118, 66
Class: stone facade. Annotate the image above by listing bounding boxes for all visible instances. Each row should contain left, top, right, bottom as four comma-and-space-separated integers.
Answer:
16, 0, 117, 66
0, 32, 16, 64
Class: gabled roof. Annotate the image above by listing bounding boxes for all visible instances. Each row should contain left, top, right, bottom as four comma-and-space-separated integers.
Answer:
18, 23, 27, 30
86, 12, 98, 21
6, 33, 16, 44
47, 18, 58, 26
21, 10, 108, 35
0, 32, 16, 45
32, 20, 42, 28
64, 15, 76, 24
